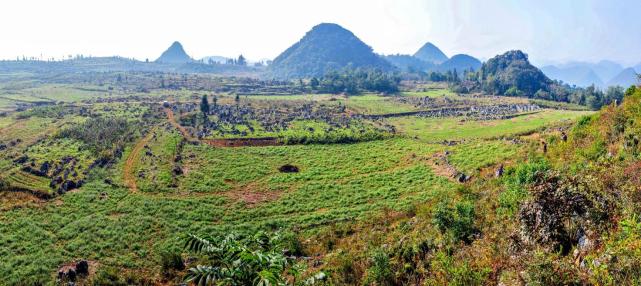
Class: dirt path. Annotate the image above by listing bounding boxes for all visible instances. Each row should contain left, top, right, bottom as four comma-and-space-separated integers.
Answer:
122, 108, 192, 193
164, 108, 198, 143
123, 126, 157, 193
427, 152, 461, 182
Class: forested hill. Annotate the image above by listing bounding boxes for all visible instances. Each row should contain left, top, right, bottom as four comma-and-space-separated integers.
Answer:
269, 23, 392, 79
457, 50, 631, 110
479, 50, 552, 96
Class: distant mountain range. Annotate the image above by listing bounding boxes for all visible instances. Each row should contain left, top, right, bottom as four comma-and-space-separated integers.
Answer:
436, 54, 481, 72
608, 68, 639, 87
540, 65, 605, 87
541, 60, 639, 88
0, 22, 638, 84
269, 23, 392, 78
384, 43, 481, 74
383, 54, 434, 72
156, 41, 193, 64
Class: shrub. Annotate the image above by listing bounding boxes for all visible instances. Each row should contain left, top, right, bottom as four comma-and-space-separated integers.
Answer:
588, 215, 641, 285
364, 248, 394, 286
428, 251, 490, 286
182, 231, 322, 286
578, 139, 607, 161
448, 262, 491, 286
498, 159, 550, 216
452, 202, 476, 243
57, 117, 138, 155
331, 251, 360, 285
90, 267, 127, 286
524, 252, 581, 286
433, 201, 454, 233
158, 249, 185, 277
433, 200, 477, 243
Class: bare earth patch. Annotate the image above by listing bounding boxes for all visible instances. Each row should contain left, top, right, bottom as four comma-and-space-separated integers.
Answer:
0, 191, 44, 210
426, 152, 459, 180
224, 181, 284, 206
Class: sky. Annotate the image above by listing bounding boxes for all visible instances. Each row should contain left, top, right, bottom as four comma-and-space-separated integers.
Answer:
1, 0, 640, 66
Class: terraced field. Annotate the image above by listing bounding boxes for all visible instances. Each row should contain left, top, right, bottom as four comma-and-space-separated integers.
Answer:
390, 109, 592, 142
0, 80, 594, 284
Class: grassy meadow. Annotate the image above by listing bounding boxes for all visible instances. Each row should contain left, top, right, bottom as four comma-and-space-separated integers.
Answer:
0, 79, 595, 284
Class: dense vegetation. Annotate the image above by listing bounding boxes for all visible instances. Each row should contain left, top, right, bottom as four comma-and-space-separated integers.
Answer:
453, 50, 636, 110
300, 87, 641, 285
57, 117, 139, 157
181, 231, 327, 285
475, 50, 552, 96
311, 68, 401, 95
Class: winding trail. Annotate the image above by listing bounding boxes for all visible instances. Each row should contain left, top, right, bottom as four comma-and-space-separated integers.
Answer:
122, 108, 188, 193
164, 108, 197, 142
123, 126, 157, 193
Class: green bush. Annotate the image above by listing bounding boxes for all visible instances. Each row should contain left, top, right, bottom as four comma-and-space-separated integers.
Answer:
498, 159, 550, 216
433, 201, 477, 243
90, 267, 127, 286
158, 249, 185, 277
448, 262, 491, 286
524, 252, 581, 286
182, 230, 322, 286
428, 251, 490, 286
57, 116, 139, 155
578, 139, 607, 161
365, 248, 394, 286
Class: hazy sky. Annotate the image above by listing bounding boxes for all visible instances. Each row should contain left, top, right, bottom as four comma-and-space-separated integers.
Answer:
1, 0, 640, 66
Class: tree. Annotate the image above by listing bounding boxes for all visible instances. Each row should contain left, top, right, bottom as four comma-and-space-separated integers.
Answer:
237, 54, 247, 66
605, 86, 624, 105
200, 94, 210, 115
534, 89, 552, 100
625, 85, 637, 97
212, 95, 218, 108
235, 93, 240, 105
310, 77, 319, 90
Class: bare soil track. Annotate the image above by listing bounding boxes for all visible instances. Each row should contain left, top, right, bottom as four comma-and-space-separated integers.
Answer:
164, 108, 198, 143
123, 126, 157, 193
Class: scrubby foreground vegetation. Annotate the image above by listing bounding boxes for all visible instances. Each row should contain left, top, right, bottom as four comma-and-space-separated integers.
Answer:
0, 68, 638, 285
309, 86, 641, 285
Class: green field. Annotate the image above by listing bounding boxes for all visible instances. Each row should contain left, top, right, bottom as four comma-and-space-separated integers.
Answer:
390, 109, 592, 141
0, 78, 597, 284
343, 94, 417, 114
